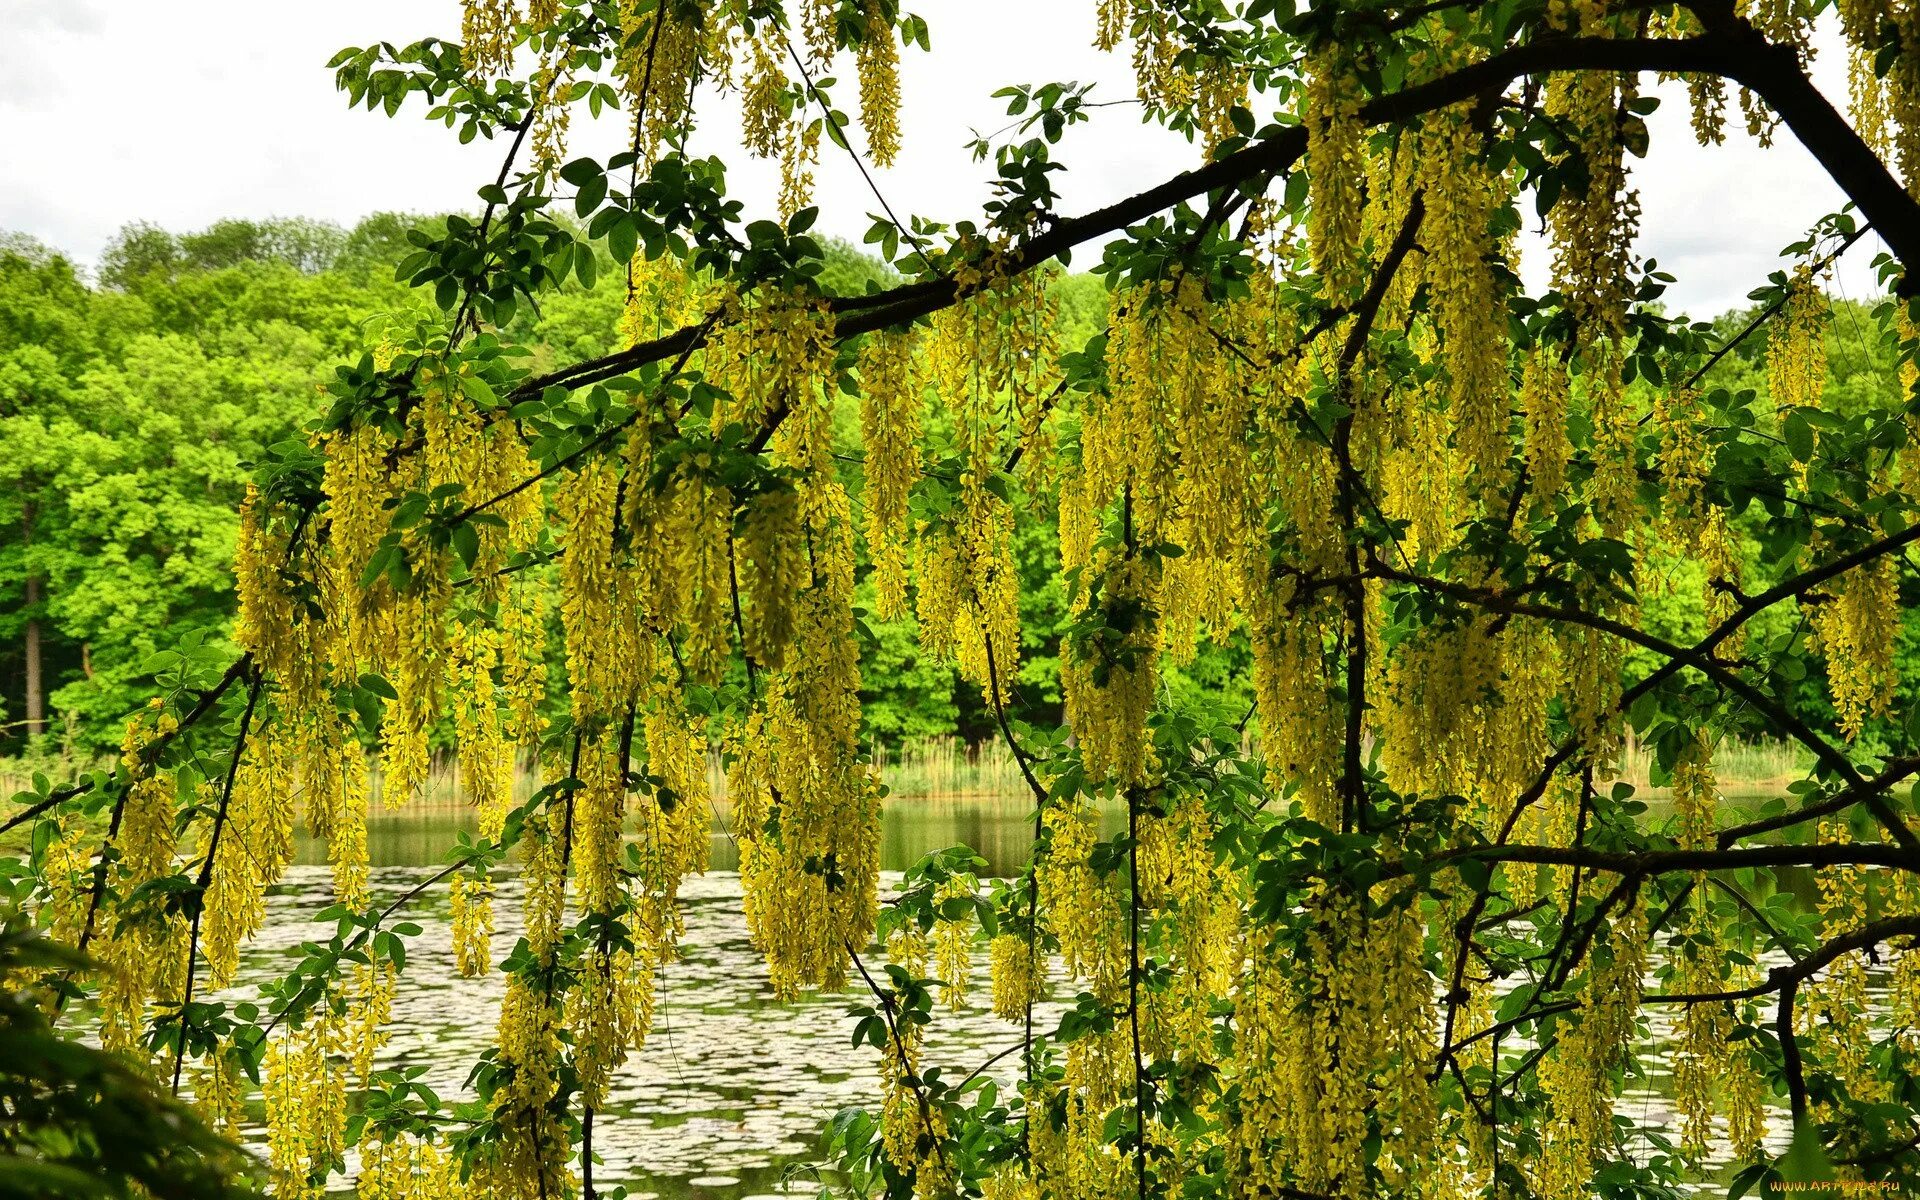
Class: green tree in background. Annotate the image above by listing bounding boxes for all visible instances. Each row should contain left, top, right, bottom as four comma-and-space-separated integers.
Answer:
0, 220, 417, 755
0, 220, 1096, 760
4, 217, 1900, 767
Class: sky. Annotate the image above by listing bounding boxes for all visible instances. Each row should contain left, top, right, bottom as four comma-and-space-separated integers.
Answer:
0, 0, 1891, 319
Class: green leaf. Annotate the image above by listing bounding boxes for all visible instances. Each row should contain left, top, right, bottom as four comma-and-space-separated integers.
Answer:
608, 218, 638, 264
1776, 1118, 1835, 1182
1783, 410, 1815, 462
451, 522, 480, 570
574, 172, 608, 217
559, 157, 603, 187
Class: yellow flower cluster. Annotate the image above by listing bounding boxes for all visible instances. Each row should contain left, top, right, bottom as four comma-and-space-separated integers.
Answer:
1558, 616, 1627, 760
1062, 555, 1160, 789
1811, 553, 1900, 737
1138, 797, 1236, 1060
528, 44, 576, 177
1804, 819, 1885, 1110
714, 304, 883, 999
1667, 737, 1764, 1160
36, 815, 91, 946
497, 578, 549, 753
449, 874, 493, 977
916, 266, 1054, 700
1304, 46, 1367, 297
1419, 111, 1509, 484
858, 328, 923, 619
235, 485, 325, 708
1094, 0, 1128, 50
738, 487, 805, 669
1129, 4, 1196, 111
1382, 616, 1502, 802
348, 959, 399, 1083
856, 2, 902, 168
487, 975, 571, 1199
1535, 900, 1647, 1200
358, 1133, 460, 1200
557, 459, 639, 718
1769, 266, 1829, 412
1546, 1, 1639, 348
1521, 350, 1570, 502
461, 0, 518, 79
305, 721, 371, 908
187, 1041, 249, 1135
447, 618, 514, 838
1245, 588, 1343, 826
616, 0, 706, 167
1038, 798, 1125, 1002
987, 931, 1043, 1022
1111, 278, 1243, 651
1232, 889, 1435, 1199
1895, 872, 1920, 1052
932, 876, 974, 1010
575, 942, 657, 1108
384, 578, 451, 808
264, 1023, 349, 1199
98, 712, 186, 1056
878, 925, 949, 1189
742, 34, 788, 163
203, 726, 297, 987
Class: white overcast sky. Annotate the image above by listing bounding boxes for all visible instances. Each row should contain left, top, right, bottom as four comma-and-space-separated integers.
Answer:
0, 0, 1891, 318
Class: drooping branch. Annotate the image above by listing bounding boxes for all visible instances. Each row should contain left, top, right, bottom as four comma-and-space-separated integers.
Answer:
1716, 756, 1920, 845
1334, 193, 1429, 828
171, 663, 264, 1095
1, 654, 254, 838
1439, 914, 1920, 1079
1370, 560, 1920, 849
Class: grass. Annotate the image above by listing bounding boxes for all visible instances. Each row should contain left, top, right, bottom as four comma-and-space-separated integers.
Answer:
866, 737, 1029, 798
700, 735, 1029, 803
1613, 736, 1804, 796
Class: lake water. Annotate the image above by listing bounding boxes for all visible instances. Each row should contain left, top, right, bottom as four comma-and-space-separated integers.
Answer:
245, 798, 1079, 1199
226, 795, 1829, 1194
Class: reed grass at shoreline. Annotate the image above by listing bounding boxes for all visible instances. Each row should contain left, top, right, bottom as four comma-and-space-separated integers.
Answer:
4, 734, 1811, 817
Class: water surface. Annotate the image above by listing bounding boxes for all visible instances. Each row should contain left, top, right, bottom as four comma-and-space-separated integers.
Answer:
233, 794, 1847, 1194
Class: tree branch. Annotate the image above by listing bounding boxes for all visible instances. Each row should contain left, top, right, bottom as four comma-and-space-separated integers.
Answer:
515, 27, 1920, 405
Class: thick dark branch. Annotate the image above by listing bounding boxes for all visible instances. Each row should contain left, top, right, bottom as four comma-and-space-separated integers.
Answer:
1441, 915, 1920, 1070
1772, 914, 1920, 1118
1717, 756, 1920, 846
846, 943, 950, 1174
1677, 223, 1871, 392
516, 27, 1920, 402
1384, 839, 1920, 882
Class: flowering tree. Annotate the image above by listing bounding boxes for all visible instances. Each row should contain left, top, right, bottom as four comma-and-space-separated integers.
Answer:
9, 0, 1920, 1195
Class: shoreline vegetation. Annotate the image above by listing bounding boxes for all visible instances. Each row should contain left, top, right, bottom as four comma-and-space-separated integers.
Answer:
2, 733, 1807, 818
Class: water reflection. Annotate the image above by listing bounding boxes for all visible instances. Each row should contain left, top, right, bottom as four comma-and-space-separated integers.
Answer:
292, 795, 1120, 878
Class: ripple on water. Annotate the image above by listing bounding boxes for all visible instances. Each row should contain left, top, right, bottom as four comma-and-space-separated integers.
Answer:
228, 863, 1821, 1196
227, 866, 1050, 1200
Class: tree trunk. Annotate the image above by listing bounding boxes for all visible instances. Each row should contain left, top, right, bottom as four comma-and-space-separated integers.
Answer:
23, 594, 43, 737
22, 509, 43, 738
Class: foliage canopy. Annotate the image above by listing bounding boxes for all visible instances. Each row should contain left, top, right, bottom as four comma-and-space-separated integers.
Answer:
12, 0, 1920, 1197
